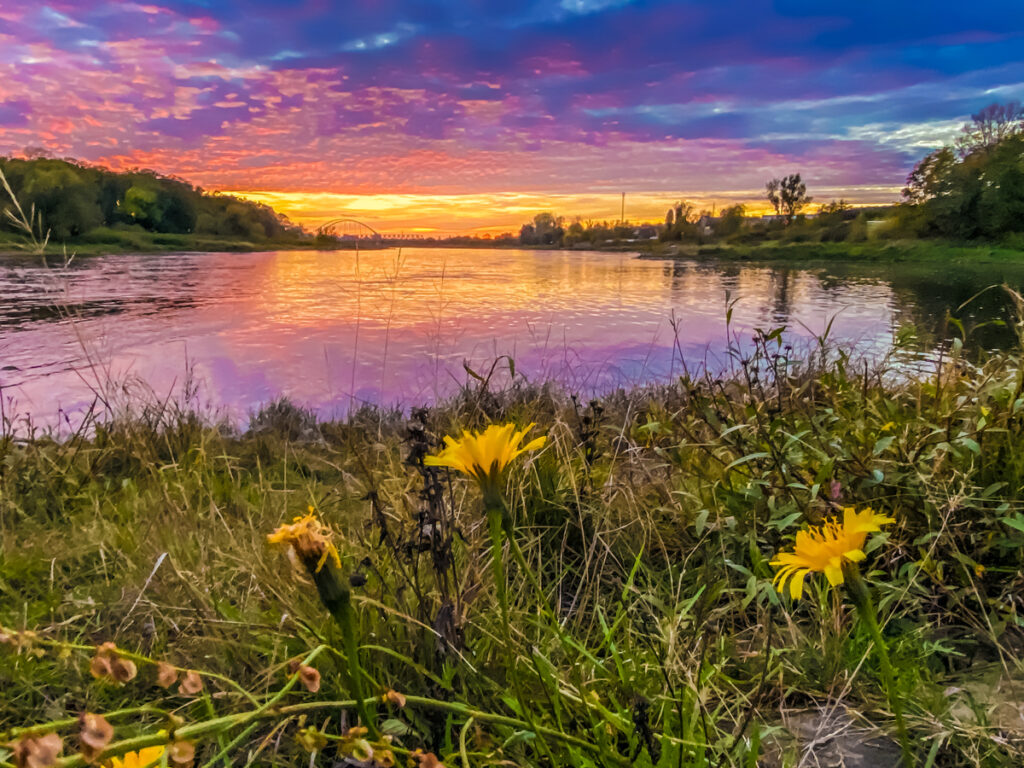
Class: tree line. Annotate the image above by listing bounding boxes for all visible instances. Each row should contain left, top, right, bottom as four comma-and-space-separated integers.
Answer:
513, 102, 1024, 248
899, 102, 1024, 239
0, 154, 303, 242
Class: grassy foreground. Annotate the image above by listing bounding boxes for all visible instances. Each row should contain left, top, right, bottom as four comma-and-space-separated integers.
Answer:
3, 330, 1024, 767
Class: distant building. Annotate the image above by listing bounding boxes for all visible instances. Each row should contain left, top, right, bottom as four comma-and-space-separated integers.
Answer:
696, 215, 720, 236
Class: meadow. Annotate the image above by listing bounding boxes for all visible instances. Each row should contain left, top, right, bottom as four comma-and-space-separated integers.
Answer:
3, 313, 1024, 768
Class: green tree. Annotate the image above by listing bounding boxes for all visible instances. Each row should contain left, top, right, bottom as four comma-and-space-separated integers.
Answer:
955, 101, 1024, 158
0, 155, 302, 243
903, 147, 958, 204
713, 204, 745, 237
122, 184, 162, 228
1, 159, 102, 239
765, 174, 811, 224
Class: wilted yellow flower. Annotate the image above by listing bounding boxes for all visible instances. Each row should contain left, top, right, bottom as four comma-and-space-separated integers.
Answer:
267, 513, 341, 573
424, 423, 546, 493
771, 507, 894, 600
104, 746, 165, 768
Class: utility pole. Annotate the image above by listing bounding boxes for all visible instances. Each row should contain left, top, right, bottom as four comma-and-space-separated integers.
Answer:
620, 192, 625, 224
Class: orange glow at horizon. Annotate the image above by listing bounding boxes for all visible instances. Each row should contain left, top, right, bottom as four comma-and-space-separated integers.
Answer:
232, 186, 903, 235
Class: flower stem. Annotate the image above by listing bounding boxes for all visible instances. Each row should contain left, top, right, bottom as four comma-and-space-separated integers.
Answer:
483, 496, 559, 763
310, 560, 376, 736
843, 566, 913, 768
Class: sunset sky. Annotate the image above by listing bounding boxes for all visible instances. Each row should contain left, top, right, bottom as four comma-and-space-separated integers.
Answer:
2, 1, 1023, 233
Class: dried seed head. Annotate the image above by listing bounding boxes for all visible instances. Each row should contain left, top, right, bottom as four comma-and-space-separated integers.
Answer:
110, 657, 137, 684
89, 643, 135, 685
408, 749, 446, 768
383, 689, 407, 708
78, 712, 114, 761
297, 665, 321, 693
12, 733, 63, 768
155, 662, 178, 689
89, 655, 113, 680
168, 741, 195, 768
178, 670, 204, 696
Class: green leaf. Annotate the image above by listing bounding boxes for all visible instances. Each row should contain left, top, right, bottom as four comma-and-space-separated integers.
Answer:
957, 437, 980, 454
694, 509, 710, 535
982, 482, 1007, 498
380, 718, 413, 736
1000, 514, 1024, 534
872, 436, 895, 455
770, 511, 802, 531
725, 452, 770, 471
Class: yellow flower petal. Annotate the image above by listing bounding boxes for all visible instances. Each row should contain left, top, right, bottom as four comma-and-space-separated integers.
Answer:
105, 746, 166, 768
770, 509, 893, 600
424, 423, 546, 491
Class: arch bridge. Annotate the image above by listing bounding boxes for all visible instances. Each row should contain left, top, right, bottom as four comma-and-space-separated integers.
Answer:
316, 218, 383, 241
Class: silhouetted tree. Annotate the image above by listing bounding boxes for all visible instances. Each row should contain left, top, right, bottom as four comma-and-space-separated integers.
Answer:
955, 101, 1024, 158
765, 174, 811, 224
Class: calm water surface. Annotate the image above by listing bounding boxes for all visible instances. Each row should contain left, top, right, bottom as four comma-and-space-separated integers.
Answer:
2, 248, 1021, 429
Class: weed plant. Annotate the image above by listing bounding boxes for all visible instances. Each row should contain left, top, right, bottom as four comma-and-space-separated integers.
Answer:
3, 317, 1024, 767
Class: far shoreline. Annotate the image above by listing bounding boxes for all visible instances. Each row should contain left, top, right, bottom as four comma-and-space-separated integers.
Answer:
3, 236, 1024, 266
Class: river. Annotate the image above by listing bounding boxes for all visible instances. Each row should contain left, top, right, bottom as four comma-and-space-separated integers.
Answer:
1, 247, 1021, 431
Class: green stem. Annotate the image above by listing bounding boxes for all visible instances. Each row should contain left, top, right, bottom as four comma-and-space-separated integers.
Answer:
486, 504, 511, 631
45, 693, 631, 768
843, 565, 913, 768
50, 646, 328, 768
0, 706, 170, 742
496, 499, 598, 669
310, 560, 377, 736
484, 498, 559, 765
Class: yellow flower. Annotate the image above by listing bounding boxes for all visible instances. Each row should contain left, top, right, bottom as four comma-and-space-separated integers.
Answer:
105, 746, 166, 768
771, 507, 894, 600
424, 423, 546, 492
267, 513, 341, 572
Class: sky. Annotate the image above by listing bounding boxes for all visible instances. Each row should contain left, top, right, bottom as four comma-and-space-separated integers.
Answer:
1, 1, 1023, 234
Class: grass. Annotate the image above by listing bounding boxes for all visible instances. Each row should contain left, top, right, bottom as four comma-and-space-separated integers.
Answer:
640, 239, 1024, 264
3, 323, 1024, 767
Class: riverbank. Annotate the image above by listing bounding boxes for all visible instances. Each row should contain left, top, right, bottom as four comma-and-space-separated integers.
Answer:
3, 334, 1024, 767
639, 238, 1024, 264
0, 229, 390, 257
4, 231, 1023, 263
